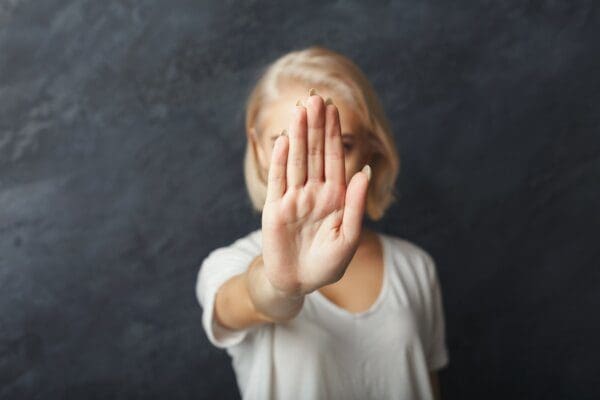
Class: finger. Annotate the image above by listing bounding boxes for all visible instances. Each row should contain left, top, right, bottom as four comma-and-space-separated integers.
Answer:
324, 101, 345, 185
340, 166, 370, 243
306, 92, 325, 183
265, 133, 289, 203
288, 104, 307, 189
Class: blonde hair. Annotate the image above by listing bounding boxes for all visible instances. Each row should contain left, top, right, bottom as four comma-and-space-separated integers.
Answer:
243, 45, 400, 221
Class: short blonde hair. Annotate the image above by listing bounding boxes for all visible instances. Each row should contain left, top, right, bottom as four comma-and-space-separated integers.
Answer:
243, 45, 400, 221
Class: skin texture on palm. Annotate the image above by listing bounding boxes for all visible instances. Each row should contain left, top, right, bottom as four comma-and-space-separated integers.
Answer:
258, 88, 372, 297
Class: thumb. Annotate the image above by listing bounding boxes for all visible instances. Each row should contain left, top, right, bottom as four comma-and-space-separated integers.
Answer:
341, 164, 371, 244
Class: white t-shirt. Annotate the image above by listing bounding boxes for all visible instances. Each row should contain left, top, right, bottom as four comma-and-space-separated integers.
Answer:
196, 229, 449, 400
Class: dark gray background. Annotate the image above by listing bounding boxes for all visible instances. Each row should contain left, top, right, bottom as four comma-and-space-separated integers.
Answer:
1, 0, 599, 399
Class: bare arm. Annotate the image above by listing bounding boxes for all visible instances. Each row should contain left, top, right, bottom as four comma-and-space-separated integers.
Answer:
214, 253, 305, 330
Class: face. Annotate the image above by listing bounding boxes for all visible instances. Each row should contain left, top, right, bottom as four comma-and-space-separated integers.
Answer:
250, 85, 374, 186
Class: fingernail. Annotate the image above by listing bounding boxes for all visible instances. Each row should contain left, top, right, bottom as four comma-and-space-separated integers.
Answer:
324, 97, 334, 106
362, 164, 371, 182
296, 99, 304, 107
308, 88, 317, 96
280, 129, 288, 136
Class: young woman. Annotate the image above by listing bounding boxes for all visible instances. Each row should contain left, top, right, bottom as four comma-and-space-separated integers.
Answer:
196, 46, 449, 400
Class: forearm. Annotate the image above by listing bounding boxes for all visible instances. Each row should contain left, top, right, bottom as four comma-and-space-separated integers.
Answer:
214, 254, 305, 330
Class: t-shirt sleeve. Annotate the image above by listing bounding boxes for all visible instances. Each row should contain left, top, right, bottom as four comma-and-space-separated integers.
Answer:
195, 231, 261, 349
422, 253, 450, 371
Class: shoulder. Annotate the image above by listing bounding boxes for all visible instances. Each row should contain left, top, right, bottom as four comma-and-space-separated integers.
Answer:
197, 228, 262, 283
204, 228, 262, 261
196, 228, 262, 301
381, 232, 439, 288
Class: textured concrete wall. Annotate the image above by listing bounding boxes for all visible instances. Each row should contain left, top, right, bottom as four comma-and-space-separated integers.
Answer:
1, 1, 599, 399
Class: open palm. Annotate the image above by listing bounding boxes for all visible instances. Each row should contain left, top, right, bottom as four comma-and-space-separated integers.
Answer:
261, 90, 371, 297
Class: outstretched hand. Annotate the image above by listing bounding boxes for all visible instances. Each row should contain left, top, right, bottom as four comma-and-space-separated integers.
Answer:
261, 88, 371, 297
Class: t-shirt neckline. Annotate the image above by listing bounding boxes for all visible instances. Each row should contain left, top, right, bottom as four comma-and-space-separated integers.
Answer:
311, 231, 390, 319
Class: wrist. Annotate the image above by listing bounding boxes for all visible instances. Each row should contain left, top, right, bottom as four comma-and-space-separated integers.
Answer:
245, 255, 305, 323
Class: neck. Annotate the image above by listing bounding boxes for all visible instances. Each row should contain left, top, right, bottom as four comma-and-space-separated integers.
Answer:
358, 227, 375, 247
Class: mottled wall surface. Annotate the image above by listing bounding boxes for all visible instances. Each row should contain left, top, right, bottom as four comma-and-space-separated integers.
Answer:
1, 1, 599, 399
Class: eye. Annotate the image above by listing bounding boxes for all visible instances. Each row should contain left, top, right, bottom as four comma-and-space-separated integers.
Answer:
343, 143, 353, 151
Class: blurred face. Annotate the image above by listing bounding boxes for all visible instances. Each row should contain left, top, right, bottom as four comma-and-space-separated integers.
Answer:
250, 85, 374, 186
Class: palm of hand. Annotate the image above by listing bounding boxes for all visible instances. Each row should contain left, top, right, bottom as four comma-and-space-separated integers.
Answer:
261, 89, 371, 296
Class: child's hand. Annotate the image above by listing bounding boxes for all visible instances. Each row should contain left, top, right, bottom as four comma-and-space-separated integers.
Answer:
261, 89, 371, 297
